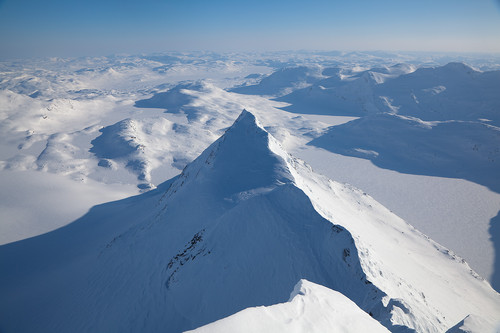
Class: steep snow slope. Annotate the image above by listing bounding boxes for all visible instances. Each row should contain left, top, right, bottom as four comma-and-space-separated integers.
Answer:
187, 279, 390, 333
293, 140, 500, 293
1, 110, 499, 333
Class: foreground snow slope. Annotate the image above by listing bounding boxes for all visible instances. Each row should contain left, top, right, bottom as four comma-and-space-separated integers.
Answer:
186, 279, 390, 333
1, 110, 498, 333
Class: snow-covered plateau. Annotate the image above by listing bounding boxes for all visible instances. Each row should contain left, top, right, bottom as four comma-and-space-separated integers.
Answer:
0, 51, 499, 332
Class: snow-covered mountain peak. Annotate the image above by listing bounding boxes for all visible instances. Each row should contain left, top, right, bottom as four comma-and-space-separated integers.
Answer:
226, 108, 263, 134
407, 62, 479, 80
1, 108, 499, 332
155, 110, 500, 333
162, 109, 295, 206
440, 62, 477, 73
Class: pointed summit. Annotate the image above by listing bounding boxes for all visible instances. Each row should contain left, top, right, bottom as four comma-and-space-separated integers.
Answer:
231, 108, 260, 127
164, 109, 294, 204
1, 110, 499, 333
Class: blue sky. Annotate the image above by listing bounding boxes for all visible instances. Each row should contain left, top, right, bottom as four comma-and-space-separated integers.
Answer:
0, 0, 499, 58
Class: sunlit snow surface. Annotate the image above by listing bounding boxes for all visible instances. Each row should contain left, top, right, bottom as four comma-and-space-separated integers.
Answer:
1, 109, 499, 333
186, 280, 390, 333
0, 51, 499, 332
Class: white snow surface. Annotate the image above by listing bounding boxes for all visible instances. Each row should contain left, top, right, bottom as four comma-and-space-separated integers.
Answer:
186, 279, 390, 333
0, 169, 136, 244
1, 52, 500, 332
0, 110, 499, 333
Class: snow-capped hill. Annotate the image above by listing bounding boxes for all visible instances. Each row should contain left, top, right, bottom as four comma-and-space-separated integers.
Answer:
0, 110, 499, 333
186, 279, 390, 333
437, 62, 478, 74
277, 71, 379, 115
321, 66, 343, 77
389, 62, 478, 84
375, 62, 500, 123
370, 63, 417, 76
134, 80, 248, 125
230, 66, 324, 97
275, 62, 500, 122
90, 118, 156, 190
134, 81, 199, 112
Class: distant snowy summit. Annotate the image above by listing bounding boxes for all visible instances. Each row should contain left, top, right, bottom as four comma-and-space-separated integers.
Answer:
234, 61, 500, 125
1, 110, 499, 333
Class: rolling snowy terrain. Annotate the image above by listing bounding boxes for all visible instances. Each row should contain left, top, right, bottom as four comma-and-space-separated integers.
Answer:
1, 51, 499, 332
1, 110, 499, 332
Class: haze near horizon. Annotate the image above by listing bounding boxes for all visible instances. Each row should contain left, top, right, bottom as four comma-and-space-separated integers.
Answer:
0, 0, 500, 59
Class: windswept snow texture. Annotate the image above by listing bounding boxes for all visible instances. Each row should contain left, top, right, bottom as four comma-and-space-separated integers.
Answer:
1, 111, 499, 333
186, 279, 390, 333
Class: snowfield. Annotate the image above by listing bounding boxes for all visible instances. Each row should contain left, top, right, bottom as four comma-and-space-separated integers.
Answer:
0, 51, 499, 332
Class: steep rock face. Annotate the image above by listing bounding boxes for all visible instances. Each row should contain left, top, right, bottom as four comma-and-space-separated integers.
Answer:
0, 110, 499, 333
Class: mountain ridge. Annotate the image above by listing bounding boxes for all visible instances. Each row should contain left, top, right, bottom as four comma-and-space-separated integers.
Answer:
0, 110, 499, 333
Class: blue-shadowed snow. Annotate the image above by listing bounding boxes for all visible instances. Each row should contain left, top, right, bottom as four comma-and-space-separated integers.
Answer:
1, 110, 499, 333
